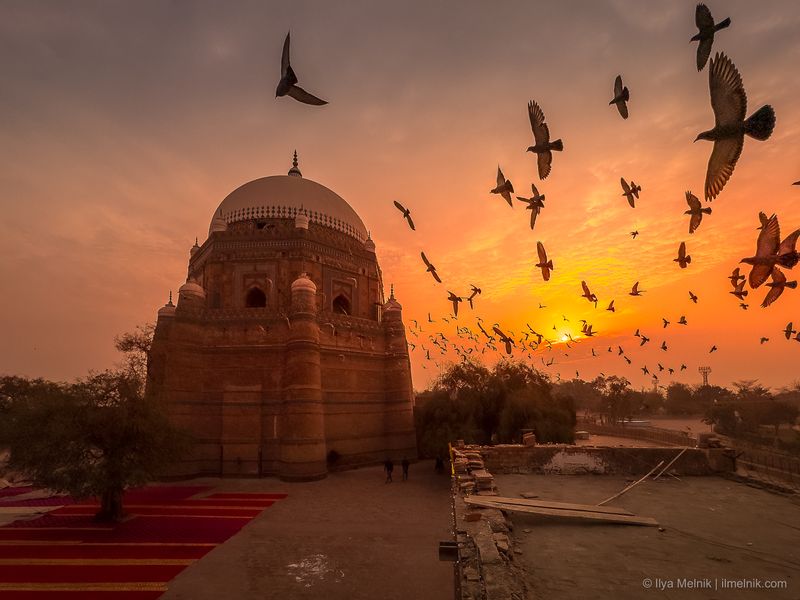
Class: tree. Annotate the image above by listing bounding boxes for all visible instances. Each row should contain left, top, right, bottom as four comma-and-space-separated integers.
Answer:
0, 324, 185, 522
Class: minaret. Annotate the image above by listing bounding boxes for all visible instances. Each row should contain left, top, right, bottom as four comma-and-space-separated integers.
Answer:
279, 272, 327, 480
381, 285, 417, 459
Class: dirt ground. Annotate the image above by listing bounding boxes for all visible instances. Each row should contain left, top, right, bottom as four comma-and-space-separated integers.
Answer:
161, 460, 454, 600
495, 473, 800, 600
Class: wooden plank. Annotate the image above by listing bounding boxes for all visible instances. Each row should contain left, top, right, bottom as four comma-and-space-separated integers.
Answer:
465, 496, 633, 516
465, 497, 658, 527
653, 448, 689, 481
597, 461, 664, 506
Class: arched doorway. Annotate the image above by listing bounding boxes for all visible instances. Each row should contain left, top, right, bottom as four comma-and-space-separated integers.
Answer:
332, 294, 351, 315
245, 287, 267, 308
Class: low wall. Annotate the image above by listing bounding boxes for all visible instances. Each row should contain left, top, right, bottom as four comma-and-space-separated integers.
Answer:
580, 422, 697, 447
479, 444, 721, 476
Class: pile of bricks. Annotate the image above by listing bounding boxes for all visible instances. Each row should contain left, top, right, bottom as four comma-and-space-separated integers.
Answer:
452, 445, 496, 495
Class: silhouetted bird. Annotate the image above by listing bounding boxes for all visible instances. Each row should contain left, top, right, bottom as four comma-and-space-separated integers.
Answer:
517, 184, 546, 229
607, 300, 615, 312
740, 214, 800, 288
680, 364, 687, 371
710, 345, 718, 353
581, 281, 598, 304
609, 75, 630, 119
762, 268, 797, 308
467, 285, 481, 309
629, 281, 644, 296
526, 100, 563, 180
661, 341, 668, 351
620, 178, 638, 208
685, 191, 711, 233
276, 32, 328, 105
492, 326, 515, 354
740, 302, 749, 310
447, 291, 463, 316
728, 267, 745, 286
420, 252, 442, 283
691, 4, 731, 71
631, 231, 639, 239
760, 337, 769, 344
663, 318, 670, 328
689, 291, 698, 303
536, 242, 554, 281
679, 316, 688, 325
393, 201, 415, 230
730, 279, 748, 300
696, 53, 775, 201
674, 241, 691, 269
490, 166, 515, 207
783, 322, 796, 339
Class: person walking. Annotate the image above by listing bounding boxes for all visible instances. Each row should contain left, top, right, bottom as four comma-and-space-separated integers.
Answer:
384, 458, 394, 483
401, 457, 410, 481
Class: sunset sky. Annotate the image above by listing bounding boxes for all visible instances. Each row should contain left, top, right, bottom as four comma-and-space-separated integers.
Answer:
2, 1, 800, 391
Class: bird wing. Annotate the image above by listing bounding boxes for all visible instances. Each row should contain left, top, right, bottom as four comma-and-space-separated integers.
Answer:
287, 85, 328, 105
632, 281, 639, 293
678, 241, 686, 259
531, 183, 540, 197
421, 251, 431, 268
614, 75, 623, 99
749, 265, 772, 289
779, 229, 800, 254
582, 281, 590, 296
537, 151, 552, 180
496, 166, 505, 188
528, 100, 550, 145
696, 4, 714, 29
620, 178, 631, 194
281, 32, 291, 77
406, 214, 416, 231
530, 207, 538, 229
537, 241, 547, 263
432, 270, 442, 283
686, 190, 701, 211
393, 200, 406, 212
689, 212, 701, 234
705, 136, 743, 200
756, 214, 781, 256
697, 38, 713, 72
709, 53, 747, 127
761, 269, 785, 307
616, 100, 629, 119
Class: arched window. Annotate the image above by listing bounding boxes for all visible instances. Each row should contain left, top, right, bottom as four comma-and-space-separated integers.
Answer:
245, 287, 267, 308
332, 294, 351, 315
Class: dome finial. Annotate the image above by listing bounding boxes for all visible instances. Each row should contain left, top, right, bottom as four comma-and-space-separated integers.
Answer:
288, 150, 302, 177
390, 284, 395, 300
167, 290, 174, 306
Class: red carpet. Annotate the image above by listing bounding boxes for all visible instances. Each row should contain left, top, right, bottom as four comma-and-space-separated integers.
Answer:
0, 485, 285, 598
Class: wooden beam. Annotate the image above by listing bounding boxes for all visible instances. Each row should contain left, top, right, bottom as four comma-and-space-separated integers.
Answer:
653, 448, 689, 481
597, 461, 664, 506
464, 496, 634, 516
465, 497, 658, 527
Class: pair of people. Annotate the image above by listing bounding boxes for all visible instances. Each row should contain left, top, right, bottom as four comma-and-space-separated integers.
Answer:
384, 458, 410, 482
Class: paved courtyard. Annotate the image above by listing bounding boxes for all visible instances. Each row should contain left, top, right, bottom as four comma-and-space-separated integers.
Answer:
162, 460, 453, 600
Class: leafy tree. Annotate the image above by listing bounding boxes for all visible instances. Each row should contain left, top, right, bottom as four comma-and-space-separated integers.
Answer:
0, 325, 185, 522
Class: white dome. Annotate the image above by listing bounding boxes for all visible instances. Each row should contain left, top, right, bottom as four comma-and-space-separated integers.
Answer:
209, 175, 368, 242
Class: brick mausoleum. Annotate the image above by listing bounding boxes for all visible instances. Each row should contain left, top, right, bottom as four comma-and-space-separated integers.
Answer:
146, 154, 417, 481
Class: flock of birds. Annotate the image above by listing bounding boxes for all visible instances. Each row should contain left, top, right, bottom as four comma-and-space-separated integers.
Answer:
276, 5, 799, 385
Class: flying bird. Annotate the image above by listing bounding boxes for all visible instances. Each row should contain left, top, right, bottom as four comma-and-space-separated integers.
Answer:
490, 166, 514, 207
760, 337, 769, 344
447, 291, 463, 316
691, 4, 731, 71
678, 316, 688, 325
276, 32, 328, 106
696, 53, 775, 201
620, 178, 640, 208
526, 100, 563, 180
740, 213, 800, 288
710, 345, 718, 353
662, 318, 670, 328
607, 300, 616, 312
492, 326, 515, 354
420, 252, 442, 283
536, 241, 554, 281
631, 231, 639, 239
675, 241, 691, 269
730, 279, 748, 300
629, 282, 644, 296
761, 268, 797, 308
728, 267, 745, 286
609, 75, 630, 119
467, 285, 482, 309
783, 322, 796, 339
516, 184, 546, 229
392, 201, 415, 230
581, 281, 598, 304
685, 191, 712, 234
689, 291, 698, 303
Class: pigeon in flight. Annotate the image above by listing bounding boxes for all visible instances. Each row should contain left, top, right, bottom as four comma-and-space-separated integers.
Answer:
276, 32, 328, 105
689, 291, 699, 303
685, 191, 712, 234
420, 252, 442, 283
696, 53, 775, 201
728, 267, 745, 286
710, 345, 718, 353
393, 201, 415, 230
609, 75, 630, 119
631, 231, 639, 239
491, 167, 514, 207
740, 302, 749, 310
662, 318, 670, 328
678, 316, 688, 325
760, 337, 769, 344
661, 341, 668, 351
762, 268, 797, 308
536, 241, 554, 281
492, 326, 515, 355
447, 291, 463, 317
691, 4, 731, 72
581, 281, 598, 304
467, 285, 481, 309
607, 300, 616, 312
783, 322, 796, 339
740, 214, 800, 288
629, 281, 644, 296
620, 178, 640, 208
674, 241, 691, 269
516, 184, 546, 229
526, 100, 563, 180
730, 279, 748, 300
